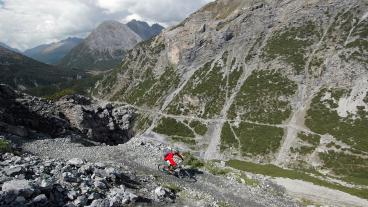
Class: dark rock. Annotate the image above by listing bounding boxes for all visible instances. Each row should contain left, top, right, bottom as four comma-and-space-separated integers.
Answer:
32, 194, 48, 206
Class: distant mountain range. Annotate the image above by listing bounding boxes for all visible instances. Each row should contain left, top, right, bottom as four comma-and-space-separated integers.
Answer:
0, 45, 82, 91
20, 20, 164, 71
24, 37, 83, 65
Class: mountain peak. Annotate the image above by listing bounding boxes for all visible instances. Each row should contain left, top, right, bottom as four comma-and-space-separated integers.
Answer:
58, 20, 142, 71
127, 19, 164, 40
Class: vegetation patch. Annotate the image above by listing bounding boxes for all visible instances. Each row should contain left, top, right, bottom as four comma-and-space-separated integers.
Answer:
232, 122, 284, 155
227, 160, 368, 199
133, 114, 152, 133
264, 21, 320, 74
0, 139, 11, 153
183, 152, 205, 169
167, 61, 227, 118
298, 132, 320, 147
140, 65, 180, 107
229, 70, 297, 124
189, 120, 208, 136
153, 117, 195, 138
234, 172, 259, 187
204, 161, 232, 175
171, 136, 196, 145
291, 146, 315, 156
305, 88, 368, 152
220, 122, 239, 152
319, 151, 368, 186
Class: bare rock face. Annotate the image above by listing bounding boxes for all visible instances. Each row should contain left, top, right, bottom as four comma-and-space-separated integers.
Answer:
0, 84, 135, 145
56, 95, 135, 145
0, 84, 69, 138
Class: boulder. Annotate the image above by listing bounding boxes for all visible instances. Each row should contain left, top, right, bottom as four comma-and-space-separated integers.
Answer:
67, 158, 85, 167
2, 179, 34, 198
4, 165, 24, 176
32, 194, 48, 206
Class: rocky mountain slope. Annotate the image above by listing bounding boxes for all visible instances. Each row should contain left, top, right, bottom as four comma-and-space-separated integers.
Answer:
58, 21, 142, 71
0, 46, 82, 91
24, 37, 83, 65
127, 20, 164, 40
92, 0, 368, 199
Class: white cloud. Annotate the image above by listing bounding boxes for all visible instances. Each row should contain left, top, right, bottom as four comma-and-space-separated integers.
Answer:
0, 0, 213, 51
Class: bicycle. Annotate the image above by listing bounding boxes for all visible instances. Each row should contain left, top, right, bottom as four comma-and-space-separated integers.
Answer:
157, 161, 197, 183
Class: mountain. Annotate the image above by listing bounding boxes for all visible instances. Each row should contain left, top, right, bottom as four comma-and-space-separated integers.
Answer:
58, 20, 142, 71
0, 45, 81, 91
127, 19, 164, 40
24, 37, 83, 65
92, 0, 368, 197
0, 42, 21, 53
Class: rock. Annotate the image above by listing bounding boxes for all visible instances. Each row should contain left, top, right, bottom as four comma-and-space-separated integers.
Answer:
88, 192, 101, 200
153, 186, 175, 202
87, 199, 110, 207
67, 190, 78, 200
40, 178, 54, 188
2, 179, 34, 198
67, 158, 85, 167
94, 180, 107, 189
74, 195, 88, 206
94, 162, 106, 169
32, 194, 48, 206
154, 186, 166, 199
15, 196, 26, 204
4, 165, 24, 176
62, 172, 78, 183
78, 164, 93, 174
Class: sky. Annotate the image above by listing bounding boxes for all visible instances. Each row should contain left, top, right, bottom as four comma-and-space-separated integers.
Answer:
0, 0, 213, 51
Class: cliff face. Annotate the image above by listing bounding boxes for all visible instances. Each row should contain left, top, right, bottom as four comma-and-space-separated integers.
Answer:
93, 0, 368, 187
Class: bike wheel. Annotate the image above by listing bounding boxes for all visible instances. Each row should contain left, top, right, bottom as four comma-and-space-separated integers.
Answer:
158, 164, 168, 174
178, 169, 197, 183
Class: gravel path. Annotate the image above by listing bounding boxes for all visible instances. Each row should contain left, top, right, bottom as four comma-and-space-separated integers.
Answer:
21, 137, 299, 207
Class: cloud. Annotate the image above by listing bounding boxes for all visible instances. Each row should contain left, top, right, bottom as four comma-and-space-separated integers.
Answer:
0, 0, 213, 51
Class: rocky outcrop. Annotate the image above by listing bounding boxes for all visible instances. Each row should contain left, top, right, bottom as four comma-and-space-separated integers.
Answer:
56, 95, 135, 145
0, 84, 135, 145
0, 148, 176, 207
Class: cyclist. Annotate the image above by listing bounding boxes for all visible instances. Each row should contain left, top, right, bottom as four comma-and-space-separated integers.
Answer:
163, 147, 184, 175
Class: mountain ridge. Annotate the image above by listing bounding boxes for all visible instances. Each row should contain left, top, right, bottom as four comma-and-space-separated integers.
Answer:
24, 37, 83, 65
0, 45, 81, 91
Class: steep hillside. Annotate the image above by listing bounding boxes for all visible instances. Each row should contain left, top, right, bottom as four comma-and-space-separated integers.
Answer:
59, 20, 142, 71
24, 37, 83, 65
0, 46, 82, 91
127, 20, 164, 40
93, 0, 368, 199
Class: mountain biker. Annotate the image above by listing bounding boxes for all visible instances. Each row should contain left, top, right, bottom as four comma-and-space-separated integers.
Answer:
163, 147, 184, 175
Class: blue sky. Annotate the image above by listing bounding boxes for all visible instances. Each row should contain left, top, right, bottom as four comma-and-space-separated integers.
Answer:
0, 0, 213, 51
